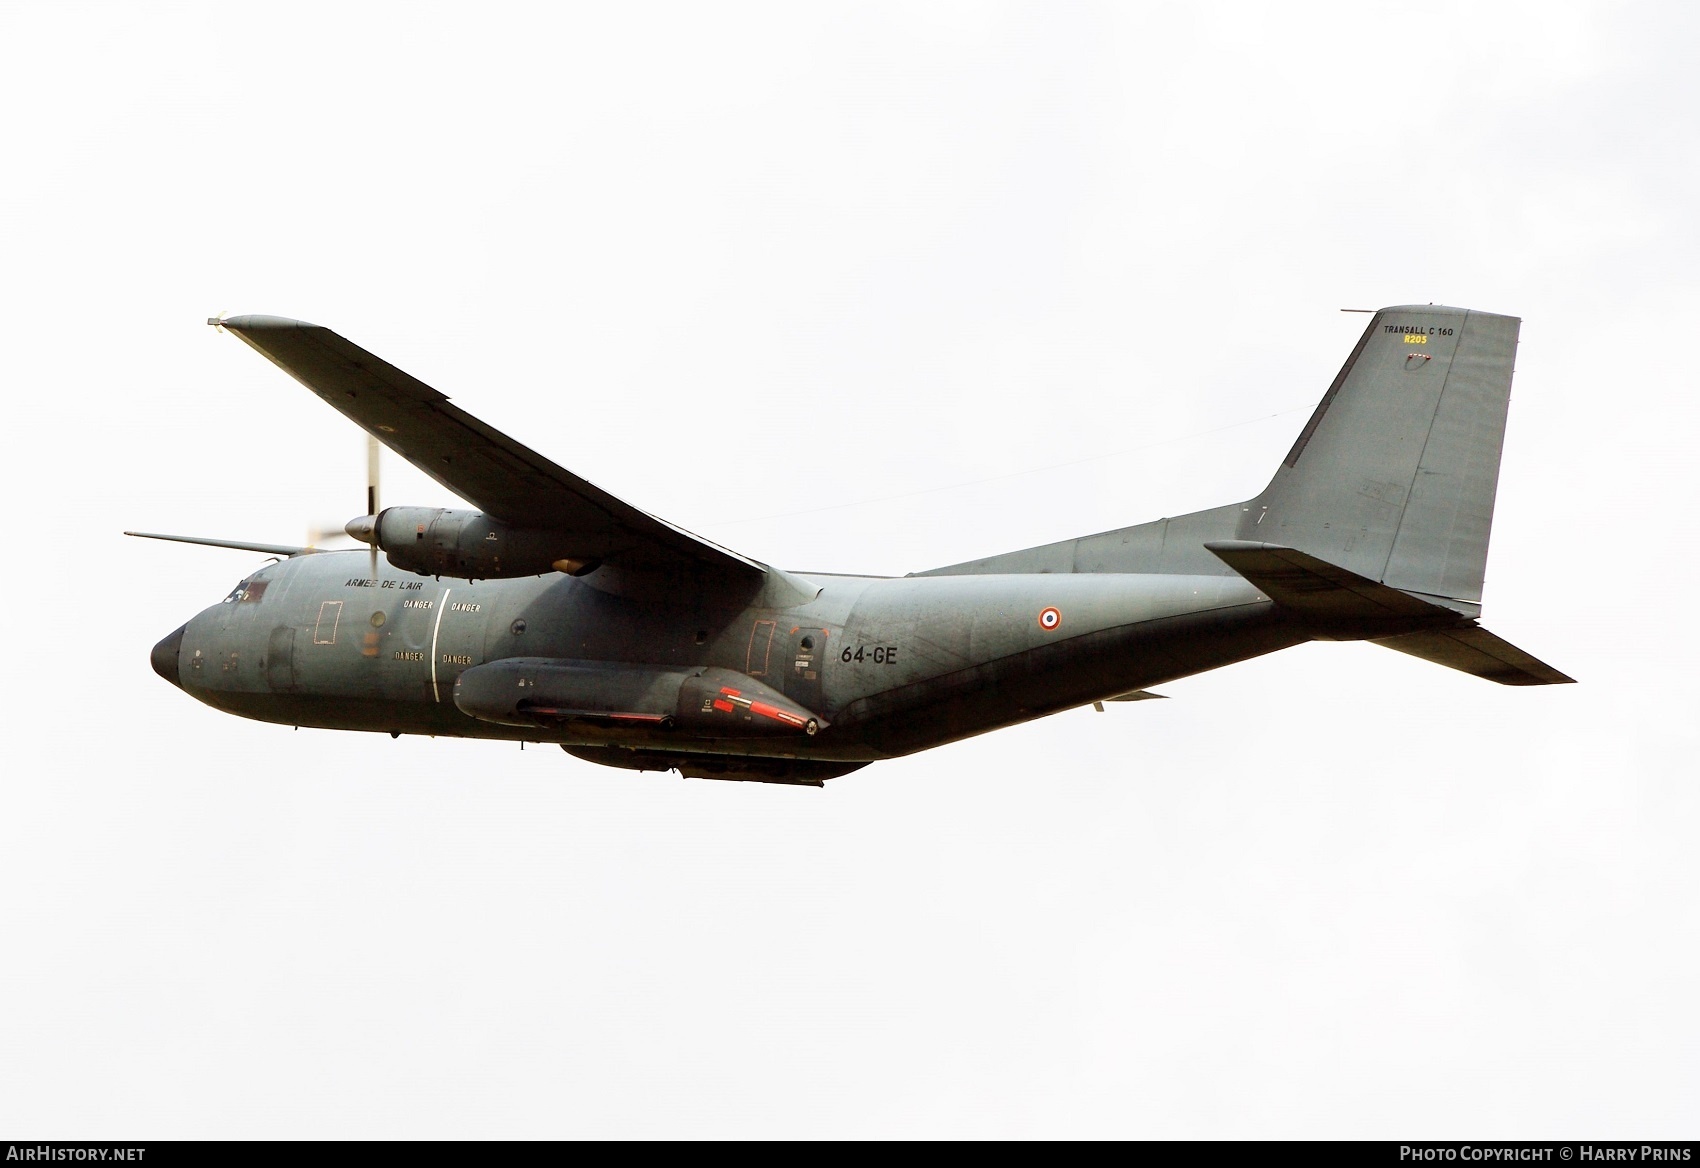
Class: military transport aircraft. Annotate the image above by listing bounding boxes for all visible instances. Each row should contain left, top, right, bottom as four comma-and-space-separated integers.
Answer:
135, 306, 1571, 785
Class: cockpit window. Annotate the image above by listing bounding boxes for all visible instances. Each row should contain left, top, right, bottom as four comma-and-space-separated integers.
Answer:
223, 578, 270, 604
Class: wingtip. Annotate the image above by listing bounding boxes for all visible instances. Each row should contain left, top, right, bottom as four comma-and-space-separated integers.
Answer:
216, 314, 320, 333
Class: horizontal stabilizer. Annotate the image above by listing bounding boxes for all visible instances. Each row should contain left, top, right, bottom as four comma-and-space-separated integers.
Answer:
1205, 540, 1572, 685
1204, 540, 1468, 638
1373, 626, 1575, 686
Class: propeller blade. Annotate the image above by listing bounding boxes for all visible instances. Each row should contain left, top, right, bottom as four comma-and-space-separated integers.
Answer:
366, 433, 380, 516
366, 434, 380, 581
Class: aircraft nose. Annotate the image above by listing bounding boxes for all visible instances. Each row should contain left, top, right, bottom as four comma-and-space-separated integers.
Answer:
151, 623, 186, 689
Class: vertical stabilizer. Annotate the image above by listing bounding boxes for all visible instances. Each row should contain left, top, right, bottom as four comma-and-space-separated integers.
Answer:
1244, 305, 1519, 604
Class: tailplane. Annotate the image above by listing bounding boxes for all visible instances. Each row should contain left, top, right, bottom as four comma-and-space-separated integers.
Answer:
1205, 541, 1573, 686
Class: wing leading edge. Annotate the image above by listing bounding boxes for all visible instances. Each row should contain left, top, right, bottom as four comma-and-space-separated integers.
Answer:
216, 315, 764, 580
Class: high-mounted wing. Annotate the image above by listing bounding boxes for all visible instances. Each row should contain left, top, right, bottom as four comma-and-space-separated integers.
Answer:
216, 315, 763, 579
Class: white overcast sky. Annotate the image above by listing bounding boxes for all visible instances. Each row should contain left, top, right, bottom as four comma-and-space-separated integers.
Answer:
2, 0, 1696, 1139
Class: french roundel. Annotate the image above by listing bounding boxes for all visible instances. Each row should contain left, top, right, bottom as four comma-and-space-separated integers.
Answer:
1038, 607, 1062, 631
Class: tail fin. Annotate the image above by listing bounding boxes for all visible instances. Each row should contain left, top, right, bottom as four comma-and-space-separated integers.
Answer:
1245, 305, 1517, 605
916, 302, 1541, 627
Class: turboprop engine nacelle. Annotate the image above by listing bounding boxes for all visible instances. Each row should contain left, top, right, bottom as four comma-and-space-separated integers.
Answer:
454, 659, 825, 737
345, 507, 600, 580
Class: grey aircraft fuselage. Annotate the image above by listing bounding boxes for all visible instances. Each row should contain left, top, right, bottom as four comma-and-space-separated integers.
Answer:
164, 546, 1288, 780
145, 304, 1571, 785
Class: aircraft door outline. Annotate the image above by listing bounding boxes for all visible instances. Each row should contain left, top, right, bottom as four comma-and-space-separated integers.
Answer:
266, 626, 298, 692
313, 600, 343, 645
746, 619, 776, 677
